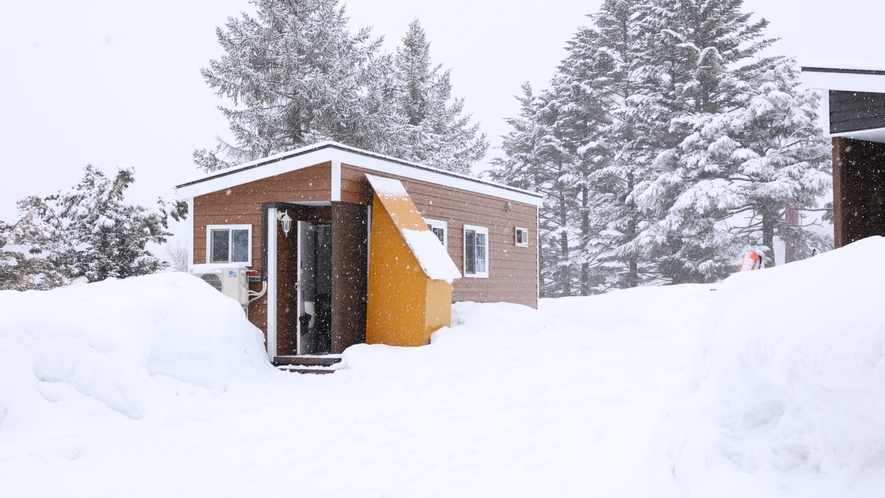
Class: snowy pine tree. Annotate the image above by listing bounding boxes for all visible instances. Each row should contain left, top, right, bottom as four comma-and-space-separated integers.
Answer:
490, 83, 578, 296
0, 215, 65, 291
721, 59, 832, 264
546, 26, 618, 295
18, 166, 180, 283
489, 82, 546, 191
495, 0, 830, 293
391, 19, 488, 174
196, 4, 487, 174
632, 0, 782, 283
195, 0, 389, 170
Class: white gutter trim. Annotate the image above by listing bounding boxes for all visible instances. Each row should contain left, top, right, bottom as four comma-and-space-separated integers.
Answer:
186, 198, 194, 271
266, 207, 278, 359
174, 142, 543, 206
331, 159, 341, 202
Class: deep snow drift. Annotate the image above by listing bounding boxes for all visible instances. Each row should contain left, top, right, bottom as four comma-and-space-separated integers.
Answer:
2, 238, 885, 497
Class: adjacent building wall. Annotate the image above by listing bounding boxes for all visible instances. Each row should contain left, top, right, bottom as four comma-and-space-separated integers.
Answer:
832, 137, 885, 247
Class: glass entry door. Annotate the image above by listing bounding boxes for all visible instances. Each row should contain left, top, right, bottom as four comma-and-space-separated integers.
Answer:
296, 221, 316, 355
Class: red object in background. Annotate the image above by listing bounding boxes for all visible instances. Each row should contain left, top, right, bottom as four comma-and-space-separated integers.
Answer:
740, 250, 761, 272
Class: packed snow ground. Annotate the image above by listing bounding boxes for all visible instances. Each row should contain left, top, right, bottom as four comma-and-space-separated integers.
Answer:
3, 239, 885, 497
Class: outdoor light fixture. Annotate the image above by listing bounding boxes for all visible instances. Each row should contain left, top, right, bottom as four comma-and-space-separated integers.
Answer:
506, 201, 512, 212
277, 210, 293, 237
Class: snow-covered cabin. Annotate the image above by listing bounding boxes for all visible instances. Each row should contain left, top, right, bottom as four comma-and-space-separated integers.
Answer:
175, 142, 542, 362
802, 63, 885, 247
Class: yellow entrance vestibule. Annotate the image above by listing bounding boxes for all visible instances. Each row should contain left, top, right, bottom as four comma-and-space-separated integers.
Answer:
365, 175, 461, 346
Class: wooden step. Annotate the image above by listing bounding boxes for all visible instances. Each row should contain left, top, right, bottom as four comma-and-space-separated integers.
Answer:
273, 355, 343, 374
273, 355, 342, 367
278, 366, 337, 375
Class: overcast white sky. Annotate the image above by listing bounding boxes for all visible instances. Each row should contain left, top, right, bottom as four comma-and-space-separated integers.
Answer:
1, 0, 884, 225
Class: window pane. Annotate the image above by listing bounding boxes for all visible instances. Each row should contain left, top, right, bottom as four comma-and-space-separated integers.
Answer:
231, 229, 249, 262
211, 230, 230, 263
432, 227, 445, 245
475, 232, 486, 273
465, 229, 476, 274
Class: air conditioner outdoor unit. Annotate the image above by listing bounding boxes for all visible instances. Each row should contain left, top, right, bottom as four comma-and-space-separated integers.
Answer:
190, 264, 249, 307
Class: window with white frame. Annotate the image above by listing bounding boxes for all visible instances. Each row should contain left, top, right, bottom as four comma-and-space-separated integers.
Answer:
463, 225, 488, 278
515, 227, 529, 247
207, 225, 252, 265
424, 218, 447, 247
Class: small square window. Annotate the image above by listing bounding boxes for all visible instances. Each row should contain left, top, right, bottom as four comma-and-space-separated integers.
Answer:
424, 219, 447, 247
207, 225, 252, 265
515, 227, 529, 247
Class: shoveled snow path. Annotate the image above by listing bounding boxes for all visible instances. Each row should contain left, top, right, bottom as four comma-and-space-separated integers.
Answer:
0, 284, 715, 497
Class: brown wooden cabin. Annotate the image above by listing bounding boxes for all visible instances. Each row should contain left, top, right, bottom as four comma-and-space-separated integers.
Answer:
175, 142, 542, 360
802, 64, 885, 247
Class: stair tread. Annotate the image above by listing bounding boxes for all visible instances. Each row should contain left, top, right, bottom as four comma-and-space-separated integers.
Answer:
278, 366, 337, 375
273, 355, 342, 367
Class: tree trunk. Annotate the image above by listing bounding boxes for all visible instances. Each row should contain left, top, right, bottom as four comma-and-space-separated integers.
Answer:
558, 188, 571, 297
761, 208, 776, 267
580, 184, 591, 295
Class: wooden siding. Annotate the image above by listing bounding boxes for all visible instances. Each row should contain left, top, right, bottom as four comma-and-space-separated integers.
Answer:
832, 137, 885, 247
341, 164, 538, 308
330, 202, 369, 353
192, 163, 331, 339
830, 90, 885, 134
193, 163, 331, 270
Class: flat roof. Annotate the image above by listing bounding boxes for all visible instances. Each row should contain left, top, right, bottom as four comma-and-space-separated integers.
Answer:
175, 141, 544, 206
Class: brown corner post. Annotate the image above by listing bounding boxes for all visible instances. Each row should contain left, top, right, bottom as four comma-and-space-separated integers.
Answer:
832, 137, 847, 248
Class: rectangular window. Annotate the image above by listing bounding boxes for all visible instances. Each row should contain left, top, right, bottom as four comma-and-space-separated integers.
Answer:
207, 225, 252, 265
515, 227, 529, 247
424, 219, 448, 247
463, 225, 489, 278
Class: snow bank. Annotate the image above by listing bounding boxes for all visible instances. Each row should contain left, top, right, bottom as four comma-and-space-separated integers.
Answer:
0, 273, 273, 422
6, 237, 885, 497
664, 236, 885, 496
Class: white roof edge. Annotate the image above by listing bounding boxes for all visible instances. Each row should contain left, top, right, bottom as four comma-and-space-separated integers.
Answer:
801, 61, 885, 72
174, 142, 543, 206
832, 127, 885, 144
801, 64, 885, 94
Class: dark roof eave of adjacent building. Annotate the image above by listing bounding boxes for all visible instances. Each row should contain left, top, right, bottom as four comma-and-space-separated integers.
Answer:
801, 66, 885, 77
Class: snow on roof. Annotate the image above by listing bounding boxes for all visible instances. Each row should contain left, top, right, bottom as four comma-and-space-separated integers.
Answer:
401, 229, 462, 284
175, 141, 543, 206
366, 174, 461, 283
364, 174, 410, 198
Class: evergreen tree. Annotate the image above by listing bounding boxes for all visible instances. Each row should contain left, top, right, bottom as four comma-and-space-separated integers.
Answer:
494, 0, 830, 294
0, 216, 65, 291
546, 26, 617, 295
391, 19, 488, 174
591, 0, 663, 289
633, 0, 781, 283
18, 166, 181, 283
196, 4, 488, 174
722, 59, 832, 263
488, 83, 559, 296
195, 0, 389, 171
489, 82, 545, 191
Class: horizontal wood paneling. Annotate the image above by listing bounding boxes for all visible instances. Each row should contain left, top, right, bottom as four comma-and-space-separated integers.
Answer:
830, 90, 885, 133
193, 163, 332, 271
342, 164, 538, 308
